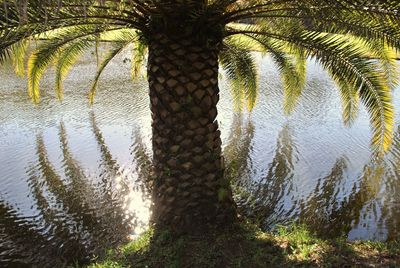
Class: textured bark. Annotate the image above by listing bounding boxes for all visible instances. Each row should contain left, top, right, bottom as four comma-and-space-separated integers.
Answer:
148, 34, 236, 233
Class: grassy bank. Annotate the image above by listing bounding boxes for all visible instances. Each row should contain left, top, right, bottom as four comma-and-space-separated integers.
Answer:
86, 222, 399, 268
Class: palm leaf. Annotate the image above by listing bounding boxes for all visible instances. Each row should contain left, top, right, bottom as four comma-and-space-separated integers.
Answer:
27, 44, 62, 103
55, 39, 92, 100
1, 0, 400, 153
27, 25, 124, 103
89, 31, 135, 104
337, 78, 360, 126
220, 37, 258, 110
10, 39, 29, 77
296, 32, 395, 151
228, 24, 395, 151
131, 37, 147, 80
242, 34, 307, 114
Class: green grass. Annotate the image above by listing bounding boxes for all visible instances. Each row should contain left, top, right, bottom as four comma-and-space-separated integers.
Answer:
85, 221, 400, 268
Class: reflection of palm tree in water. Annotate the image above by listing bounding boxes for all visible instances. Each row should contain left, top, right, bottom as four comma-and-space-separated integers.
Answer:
130, 128, 152, 194
297, 154, 386, 239
90, 112, 151, 234
379, 125, 400, 241
224, 116, 400, 240
224, 113, 255, 186
0, 113, 152, 266
89, 112, 135, 236
295, 124, 400, 240
0, 201, 63, 267
297, 156, 352, 237
59, 122, 96, 205
250, 124, 296, 225
225, 117, 296, 225
61, 119, 136, 251
37, 134, 101, 241
32, 134, 92, 259
226, 114, 398, 240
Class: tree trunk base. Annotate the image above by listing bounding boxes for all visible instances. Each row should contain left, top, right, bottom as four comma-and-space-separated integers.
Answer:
147, 33, 237, 234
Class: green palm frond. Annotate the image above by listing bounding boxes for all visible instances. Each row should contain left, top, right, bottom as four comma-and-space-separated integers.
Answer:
362, 38, 400, 89
131, 36, 147, 80
89, 31, 136, 104
338, 79, 360, 126
10, 39, 29, 77
1, 0, 400, 152
55, 39, 92, 100
27, 44, 62, 103
27, 26, 105, 103
223, 2, 400, 54
0, 1, 143, 62
282, 53, 306, 115
228, 22, 396, 151
295, 32, 394, 151
220, 37, 258, 110
242, 34, 307, 114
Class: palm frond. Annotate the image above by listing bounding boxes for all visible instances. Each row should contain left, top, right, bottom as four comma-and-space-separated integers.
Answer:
10, 39, 29, 76
27, 26, 105, 103
131, 36, 147, 80
282, 53, 306, 115
0, 0, 145, 64
241, 33, 307, 114
360, 38, 400, 89
220, 37, 258, 110
89, 31, 135, 104
1, 0, 400, 153
228, 24, 395, 151
27, 44, 62, 103
55, 39, 93, 100
337, 78, 360, 126
295, 32, 394, 151
224, 2, 400, 53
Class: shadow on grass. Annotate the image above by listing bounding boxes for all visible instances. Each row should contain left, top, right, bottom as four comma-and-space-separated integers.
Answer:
87, 222, 400, 268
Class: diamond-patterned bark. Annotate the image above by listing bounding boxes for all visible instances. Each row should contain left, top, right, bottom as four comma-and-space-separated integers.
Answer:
148, 34, 236, 232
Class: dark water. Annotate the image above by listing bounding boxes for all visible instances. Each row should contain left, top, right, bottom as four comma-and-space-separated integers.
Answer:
1, 51, 399, 266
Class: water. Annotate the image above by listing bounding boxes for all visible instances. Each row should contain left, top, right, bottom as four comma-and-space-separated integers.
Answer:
1, 51, 399, 266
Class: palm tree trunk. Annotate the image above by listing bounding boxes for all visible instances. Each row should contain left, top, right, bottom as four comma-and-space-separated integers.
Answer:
148, 34, 236, 233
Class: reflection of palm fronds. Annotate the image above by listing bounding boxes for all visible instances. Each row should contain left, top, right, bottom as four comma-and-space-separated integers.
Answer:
0, 120, 151, 265
250, 124, 295, 224
89, 112, 149, 236
26, 164, 58, 223
58, 121, 132, 250
297, 157, 351, 237
297, 155, 387, 239
227, 123, 295, 225
59, 121, 94, 198
381, 175, 400, 241
130, 128, 152, 194
224, 113, 255, 185
35, 133, 100, 242
0, 201, 65, 267
379, 126, 400, 241
89, 111, 130, 195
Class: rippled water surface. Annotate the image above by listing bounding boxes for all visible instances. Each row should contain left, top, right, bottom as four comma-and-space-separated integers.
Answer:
1, 51, 400, 266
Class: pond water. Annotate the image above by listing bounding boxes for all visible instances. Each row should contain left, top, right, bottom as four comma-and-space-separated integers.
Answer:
0, 50, 399, 266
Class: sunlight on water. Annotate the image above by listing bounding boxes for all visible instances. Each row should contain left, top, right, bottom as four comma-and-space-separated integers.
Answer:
116, 173, 151, 239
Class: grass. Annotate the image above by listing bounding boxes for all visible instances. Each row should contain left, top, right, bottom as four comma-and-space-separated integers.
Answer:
86, 221, 400, 268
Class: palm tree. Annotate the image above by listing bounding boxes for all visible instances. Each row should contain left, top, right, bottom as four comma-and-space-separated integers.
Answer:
1, 0, 400, 233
